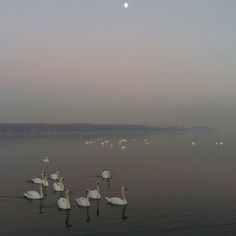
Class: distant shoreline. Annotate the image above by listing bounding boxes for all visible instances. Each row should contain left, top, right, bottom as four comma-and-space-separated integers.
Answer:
0, 123, 213, 138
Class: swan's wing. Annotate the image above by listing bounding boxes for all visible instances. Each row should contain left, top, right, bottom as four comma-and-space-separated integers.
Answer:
76, 197, 90, 207
32, 178, 42, 184
50, 174, 59, 180
58, 197, 70, 209
25, 191, 41, 199
89, 190, 101, 199
106, 197, 124, 205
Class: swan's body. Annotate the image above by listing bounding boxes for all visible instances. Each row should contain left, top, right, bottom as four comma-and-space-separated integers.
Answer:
24, 184, 43, 199
43, 156, 49, 164
32, 171, 49, 187
105, 186, 128, 206
76, 190, 90, 207
88, 182, 101, 199
101, 170, 111, 179
57, 190, 71, 209
50, 170, 60, 180
53, 177, 64, 192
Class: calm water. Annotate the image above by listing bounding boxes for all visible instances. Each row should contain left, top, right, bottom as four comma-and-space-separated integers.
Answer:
0, 131, 236, 235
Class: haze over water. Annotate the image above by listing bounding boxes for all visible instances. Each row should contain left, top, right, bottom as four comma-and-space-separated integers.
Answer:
0, 1, 236, 235
0, 0, 235, 129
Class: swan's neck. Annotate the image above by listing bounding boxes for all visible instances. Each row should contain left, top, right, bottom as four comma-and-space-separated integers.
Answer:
97, 185, 100, 194
86, 191, 89, 200
43, 174, 47, 183
65, 192, 70, 202
39, 186, 43, 197
56, 170, 59, 176
122, 189, 126, 202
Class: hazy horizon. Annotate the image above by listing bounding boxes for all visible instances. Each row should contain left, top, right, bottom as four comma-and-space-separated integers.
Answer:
0, 0, 235, 130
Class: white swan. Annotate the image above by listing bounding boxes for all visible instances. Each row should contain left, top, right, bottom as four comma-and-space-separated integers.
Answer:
53, 177, 65, 192
105, 186, 128, 206
50, 170, 60, 180
32, 170, 44, 184
32, 171, 49, 187
24, 184, 43, 199
43, 156, 49, 164
76, 190, 90, 207
101, 169, 111, 179
88, 182, 101, 199
57, 190, 71, 209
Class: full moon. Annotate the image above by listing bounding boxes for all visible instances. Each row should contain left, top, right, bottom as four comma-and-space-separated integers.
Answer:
124, 2, 128, 8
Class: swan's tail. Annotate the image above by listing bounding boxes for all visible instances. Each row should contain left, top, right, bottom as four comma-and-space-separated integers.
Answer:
105, 197, 111, 203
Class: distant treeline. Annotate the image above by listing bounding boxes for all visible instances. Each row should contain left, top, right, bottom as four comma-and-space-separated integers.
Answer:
0, 123, 213, 137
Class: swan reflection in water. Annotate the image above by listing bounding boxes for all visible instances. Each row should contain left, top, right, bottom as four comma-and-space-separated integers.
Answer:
86, 207, 90, 223
39, 199, 43, 214
96, 199, 100, 217
65, 210, 72, 228
122, 206, 128, 221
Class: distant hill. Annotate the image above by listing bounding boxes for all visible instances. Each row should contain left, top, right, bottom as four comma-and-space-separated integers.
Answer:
0, 123, 213, 137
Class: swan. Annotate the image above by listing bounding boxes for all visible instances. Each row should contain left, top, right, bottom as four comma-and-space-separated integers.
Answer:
24, 184, 43, 199
76, 190, 90, 207
53, 177, 65, 192
32, 170, 45, 184
88, 182, 101, 199
121, 145, 126, 150
101, 169, 111, 179
105, 186, 128, 206
43, 156, 49, 164
50, 170, 60, 180
57, 190, 71, 210
32, 171, 49, 186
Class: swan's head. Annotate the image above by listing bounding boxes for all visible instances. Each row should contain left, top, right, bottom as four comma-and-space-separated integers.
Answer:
122, 186, 128, 191
96, 181, 100, 186
65, 190, 71, 194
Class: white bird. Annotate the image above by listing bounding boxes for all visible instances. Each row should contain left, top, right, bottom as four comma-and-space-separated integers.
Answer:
32, 171, 49, 187
76, 190, 90, 207
50, 170, 60, 181
53, 177, 65, 192
57, 190, 71, 210
32, 170, 44, 184
121, 146, 126, 150
88, 182, 101, 200
105, 186, 128, 206
43, 156, 49, 164
24, 184, 43, 200
191, 142, 196, 146
101, 169, 111, 179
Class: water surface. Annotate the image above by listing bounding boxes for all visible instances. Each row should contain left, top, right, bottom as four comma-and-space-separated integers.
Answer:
0, 131, 236, 235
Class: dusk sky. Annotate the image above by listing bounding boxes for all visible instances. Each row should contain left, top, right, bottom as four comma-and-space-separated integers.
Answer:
0, 0, 235, 128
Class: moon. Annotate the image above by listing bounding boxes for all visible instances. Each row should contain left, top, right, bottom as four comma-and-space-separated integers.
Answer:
124, 2, 128, 8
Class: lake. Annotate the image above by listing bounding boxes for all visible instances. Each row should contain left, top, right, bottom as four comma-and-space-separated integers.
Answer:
0, 131, 235, 235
